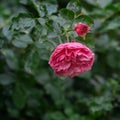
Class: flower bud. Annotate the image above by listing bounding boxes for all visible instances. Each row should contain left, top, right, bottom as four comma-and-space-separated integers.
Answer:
74, 23, 90, 39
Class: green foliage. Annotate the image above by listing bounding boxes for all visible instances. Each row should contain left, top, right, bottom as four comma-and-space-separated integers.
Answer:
0, 0, 120, 119
67, 0, 82, 14
13, 83, 27, 109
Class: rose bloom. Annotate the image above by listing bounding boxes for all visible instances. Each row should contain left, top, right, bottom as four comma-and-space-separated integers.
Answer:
74, 23, 90, 38
49, 42, 95, 77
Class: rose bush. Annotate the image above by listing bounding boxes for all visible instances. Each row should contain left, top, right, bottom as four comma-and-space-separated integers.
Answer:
0, 0, 120, 120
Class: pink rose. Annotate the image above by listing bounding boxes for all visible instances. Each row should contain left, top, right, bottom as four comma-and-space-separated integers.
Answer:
74, 23, 90, 38
49, 42, 95, 77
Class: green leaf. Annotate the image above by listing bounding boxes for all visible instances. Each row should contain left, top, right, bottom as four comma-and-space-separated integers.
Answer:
67, 0, 82, 14
37, 18, 46, 25
85, 0, 112, 8
49, 15, 63, 27
2, 24, 12, 40
30, 0, 48, 17
43, 1, 58, 15
97, 0, 112, 8
10, 13, 35, 33
12, 34, 33, 48
74, 15, 94, 25
35, 41, 53, 60
38, 4, 47, 17
94, 35, 110, 52
7, 108, 19, 118
19, 0, 28, 5
1, 49, 18, 70
0, 74, 14, 85
24, 49, 40, 74
59, 8, 74, 27
101, 17, 120, 32
45, 20, 62, 45
89, 95, 113, 114
107, 50, 120, 68
46, 19, 62, 34
19, 0, 42, 17
59, 8, 74, 21
35, 71, 50, 85
78, 71, 91, 79
32, 0, 58, 17
76, 35, 95, 50
13, 83, 27, 109
44, 112, 66, 120
32, 23, 47, 41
